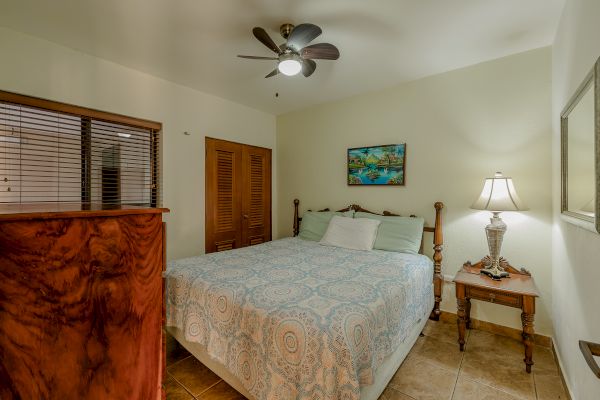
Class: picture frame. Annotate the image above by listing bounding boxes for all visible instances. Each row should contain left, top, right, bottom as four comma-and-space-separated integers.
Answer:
347, 144, 406, 186
560, 56, 600, 233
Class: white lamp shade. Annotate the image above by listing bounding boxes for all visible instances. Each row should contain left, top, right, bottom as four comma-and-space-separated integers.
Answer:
471, 172, 528, 212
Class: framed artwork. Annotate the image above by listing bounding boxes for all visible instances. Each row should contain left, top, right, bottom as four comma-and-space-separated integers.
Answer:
347, 144, 406, 186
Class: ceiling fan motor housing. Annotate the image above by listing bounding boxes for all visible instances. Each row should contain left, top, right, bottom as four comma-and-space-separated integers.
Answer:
280, 23, 294, 39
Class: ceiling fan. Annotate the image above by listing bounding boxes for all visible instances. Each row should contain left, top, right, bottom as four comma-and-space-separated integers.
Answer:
238, 23, 340, 78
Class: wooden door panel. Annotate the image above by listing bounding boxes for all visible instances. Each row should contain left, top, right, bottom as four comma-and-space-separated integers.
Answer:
205, 139, 242, 253
215, 150, 235, 233
249, 153, 264, 229
206, 138, 271, 253
242, 146, 271, 247
215, 239, 235, 252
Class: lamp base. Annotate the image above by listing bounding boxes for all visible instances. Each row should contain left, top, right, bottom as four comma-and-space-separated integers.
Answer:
481, 212, 510, 281
479, 255, 511, 280
480, 265, 510, 281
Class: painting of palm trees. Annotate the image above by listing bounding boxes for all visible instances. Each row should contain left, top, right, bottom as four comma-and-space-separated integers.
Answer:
347, 144, 406, 185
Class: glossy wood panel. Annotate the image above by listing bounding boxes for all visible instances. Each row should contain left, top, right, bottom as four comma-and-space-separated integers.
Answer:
0, 203, 168, 221
0, 212, 165, 400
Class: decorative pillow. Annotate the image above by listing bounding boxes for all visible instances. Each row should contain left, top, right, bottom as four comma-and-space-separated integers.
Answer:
298, 210, 355, 241
319, 216, 381, 251
355, 212, 424, 254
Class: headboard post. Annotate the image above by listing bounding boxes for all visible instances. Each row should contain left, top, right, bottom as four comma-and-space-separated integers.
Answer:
430, 201, 444, 321
293, 199, 300, 237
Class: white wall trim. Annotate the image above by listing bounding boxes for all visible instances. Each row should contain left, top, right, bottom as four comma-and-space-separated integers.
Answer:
552, 337, 575, 400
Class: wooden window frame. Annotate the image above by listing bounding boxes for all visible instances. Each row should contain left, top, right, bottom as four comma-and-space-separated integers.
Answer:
0, 90, 162, 207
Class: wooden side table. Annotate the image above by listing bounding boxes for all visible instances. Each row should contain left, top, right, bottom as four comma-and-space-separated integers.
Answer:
453, 259, 540, 373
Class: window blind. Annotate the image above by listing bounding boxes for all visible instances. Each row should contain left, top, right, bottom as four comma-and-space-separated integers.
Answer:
0, 93, 160, 206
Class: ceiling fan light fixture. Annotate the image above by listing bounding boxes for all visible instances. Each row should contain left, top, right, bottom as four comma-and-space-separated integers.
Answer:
242, 23, 338, 79
278, 54, 302, 76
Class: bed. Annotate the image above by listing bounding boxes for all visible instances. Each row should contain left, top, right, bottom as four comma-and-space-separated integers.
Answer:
165, 200, 444, 400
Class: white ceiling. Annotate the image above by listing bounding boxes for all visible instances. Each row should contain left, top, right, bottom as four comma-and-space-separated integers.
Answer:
0, 0, 565, 115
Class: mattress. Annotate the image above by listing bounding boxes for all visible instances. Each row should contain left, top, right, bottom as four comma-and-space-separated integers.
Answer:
165, 237, 433, 400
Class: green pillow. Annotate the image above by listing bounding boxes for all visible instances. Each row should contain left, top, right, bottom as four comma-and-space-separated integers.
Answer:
298, 210, 355, 241
355, 212, 424, 254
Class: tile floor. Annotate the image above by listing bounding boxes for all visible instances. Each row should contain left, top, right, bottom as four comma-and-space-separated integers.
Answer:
166, 319, 569, 400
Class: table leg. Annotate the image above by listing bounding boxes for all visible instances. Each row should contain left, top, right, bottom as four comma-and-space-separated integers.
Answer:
522, 296, 535, 373
456, 283, 467, 351
466, 298, 472, 329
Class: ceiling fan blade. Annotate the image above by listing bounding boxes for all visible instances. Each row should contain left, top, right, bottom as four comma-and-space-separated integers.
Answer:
287, 23, 322, 52
253, 27, 281, 54
237, 55, 278, 60
265, 69, 279, 78
301, 43, 340, 60
302, 59, 316, 77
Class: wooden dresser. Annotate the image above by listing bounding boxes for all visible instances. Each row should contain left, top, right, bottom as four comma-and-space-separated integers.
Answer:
0, 204, 169, 400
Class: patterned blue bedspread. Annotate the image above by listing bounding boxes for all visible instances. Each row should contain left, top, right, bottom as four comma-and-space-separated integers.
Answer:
166, 237, 433, 400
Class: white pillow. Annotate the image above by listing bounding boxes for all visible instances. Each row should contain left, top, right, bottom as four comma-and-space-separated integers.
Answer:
320, 216, 381, 251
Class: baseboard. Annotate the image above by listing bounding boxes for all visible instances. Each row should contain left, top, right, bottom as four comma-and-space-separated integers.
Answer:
438, 311, 552, 348
551, 337, 574, 400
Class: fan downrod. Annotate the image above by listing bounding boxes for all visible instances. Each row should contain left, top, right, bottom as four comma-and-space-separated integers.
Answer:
279, 23, 294, 39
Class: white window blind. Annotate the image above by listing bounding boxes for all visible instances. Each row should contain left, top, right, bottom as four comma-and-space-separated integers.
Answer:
0, 95, 160, 206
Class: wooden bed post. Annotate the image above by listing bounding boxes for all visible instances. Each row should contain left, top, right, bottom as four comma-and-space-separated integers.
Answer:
293, 199, 300, 236
430, 202, 444, 321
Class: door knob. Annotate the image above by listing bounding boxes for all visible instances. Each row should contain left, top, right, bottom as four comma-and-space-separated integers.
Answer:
243, 214, 249, 219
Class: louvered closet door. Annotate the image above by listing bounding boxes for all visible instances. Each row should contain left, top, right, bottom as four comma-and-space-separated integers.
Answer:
241, 145, 271, 247
205, 138, 242, 253
205, 138, 271, 253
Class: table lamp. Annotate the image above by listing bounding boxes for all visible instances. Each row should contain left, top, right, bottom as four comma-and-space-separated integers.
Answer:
471, 172, 528, 280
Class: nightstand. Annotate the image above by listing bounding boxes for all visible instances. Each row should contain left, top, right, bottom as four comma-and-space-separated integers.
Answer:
453, 259, 540, 373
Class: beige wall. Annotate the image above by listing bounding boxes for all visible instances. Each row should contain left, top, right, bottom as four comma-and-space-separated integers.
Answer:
0, 27, 277, 260
552, 0, 600, 397
277, 48, 554, 335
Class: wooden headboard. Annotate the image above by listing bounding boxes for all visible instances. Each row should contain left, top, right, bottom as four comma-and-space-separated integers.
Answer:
292, 199, 445, 321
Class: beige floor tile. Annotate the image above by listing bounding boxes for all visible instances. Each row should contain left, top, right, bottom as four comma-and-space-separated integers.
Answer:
165, 374, 195, 400
380, 386, 416, 400
465, 329, 524, 362
168, 356, 222, 396
163, 327, 568, 400
388, 354, 457, 400
198, 380, 247, 400
410, 335, 464, 372
452, 375, 521, 400
532, 346, 559, 375
534, 372, 569, 400
422, 320, 465, 346
460, 350, 535, 400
